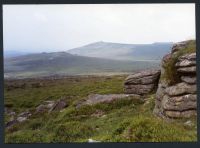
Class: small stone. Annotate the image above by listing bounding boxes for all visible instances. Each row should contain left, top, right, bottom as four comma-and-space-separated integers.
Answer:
35, 104, 47, 113
184, 120, 193, 127
49, 99, 67, 112
17, 116, 28, 122
88, 139, 101, 143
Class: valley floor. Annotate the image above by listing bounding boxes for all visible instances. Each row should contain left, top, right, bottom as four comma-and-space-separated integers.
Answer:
4, 75, 197, 143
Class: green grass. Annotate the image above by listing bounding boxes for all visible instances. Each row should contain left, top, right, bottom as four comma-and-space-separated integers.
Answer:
4, 75, 197, 143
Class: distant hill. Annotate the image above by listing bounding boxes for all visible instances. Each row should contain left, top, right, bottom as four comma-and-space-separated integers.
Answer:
4, 50, 32, 58
67, 41, 173, 61
4, 52, 160, 78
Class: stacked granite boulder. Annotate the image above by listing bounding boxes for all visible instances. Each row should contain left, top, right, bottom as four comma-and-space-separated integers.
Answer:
124, 69, 161, 95
154, 40, 197, 118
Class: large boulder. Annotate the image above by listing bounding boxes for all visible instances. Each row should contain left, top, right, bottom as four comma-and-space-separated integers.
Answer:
153, 40, 196, 119
124, 69, 160, 95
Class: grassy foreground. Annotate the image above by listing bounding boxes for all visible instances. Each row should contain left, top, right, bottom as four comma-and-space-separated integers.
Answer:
4, 75, 197, 143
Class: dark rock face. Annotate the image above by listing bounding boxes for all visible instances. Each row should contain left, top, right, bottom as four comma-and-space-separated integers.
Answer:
153, 41, 196, 119
124, 69, 160, 95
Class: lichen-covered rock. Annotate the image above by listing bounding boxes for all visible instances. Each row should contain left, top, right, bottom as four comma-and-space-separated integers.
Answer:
124, 69, 160, 95
171, 40, 191, 54
154, 40, 196, 119
165, 110, 196, 118
177, 66, 196, 74
163, 94, 196, 111
165, 82, 196, 96
181, 76, 196, 84
175, 53, 196, 67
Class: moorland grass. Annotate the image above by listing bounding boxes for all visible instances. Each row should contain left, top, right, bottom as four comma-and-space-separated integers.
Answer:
4, 75, 197, 143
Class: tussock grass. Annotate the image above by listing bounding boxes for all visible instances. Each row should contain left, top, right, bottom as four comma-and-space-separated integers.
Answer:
5, 75, 197, 143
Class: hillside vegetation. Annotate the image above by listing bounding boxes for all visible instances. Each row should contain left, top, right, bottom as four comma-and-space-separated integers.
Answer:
4, 52, 159, 78
67, 41, 173, 61
4, 76, 197, 143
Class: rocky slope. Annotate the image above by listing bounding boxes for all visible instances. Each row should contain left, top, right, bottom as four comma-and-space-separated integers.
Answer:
153, 40, 196, 118
123, 40, 196, 119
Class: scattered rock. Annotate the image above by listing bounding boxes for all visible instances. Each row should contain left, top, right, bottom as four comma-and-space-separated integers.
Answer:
49, 99, 67, 112
17, 116, 28, 122
6, 119, 19, 128
35, 104, 47, 114
91, 110, 105, 118
18, 111, 32, 118
7, 111, 16, 116
80, 94, 141, 106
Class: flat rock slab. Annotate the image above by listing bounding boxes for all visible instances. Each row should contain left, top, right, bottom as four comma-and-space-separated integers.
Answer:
35, 99, 67, 114
176, 53, 196, 67
125, 69, 160, 84
177, 66, 196, 74
49, 99, 67, 112
163, 95, 196, 111
165, 82, 196, 96
124, 69, 160, 95
81, 94, 141, 106
165, 110, 197, 118
181, 76, 196, 84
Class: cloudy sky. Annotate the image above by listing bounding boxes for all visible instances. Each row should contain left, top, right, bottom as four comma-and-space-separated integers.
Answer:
3, 4, 195, 52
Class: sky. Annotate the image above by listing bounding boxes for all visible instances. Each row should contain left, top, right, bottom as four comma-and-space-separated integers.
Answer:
3, 4, 195, 53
